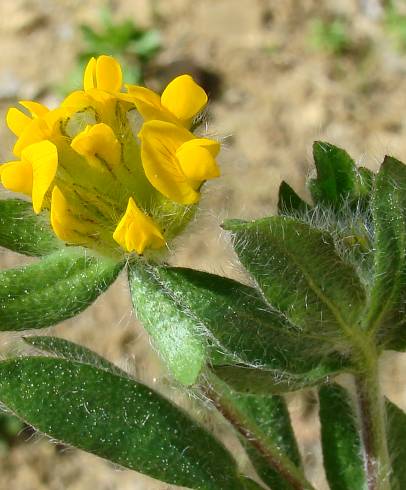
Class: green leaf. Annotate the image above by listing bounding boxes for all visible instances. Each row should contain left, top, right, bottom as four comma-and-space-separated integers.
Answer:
309, 141, 358, 207
223, 216, 366, 348
207, 374, 308, 490
0, 248, 122, 331
128, 261, 206, 386
386, 398, 406, 490
240, 477, 266, 490
368, 157, 406, 338
319, 384, 366, 490
385, 326, 406, 352
23, 335, 127, 377
213, 361, 344, 395
128, 260, 346, 390
278, 181, 310, 215
233, 393, 300, 489
0, 357, 244, 490
358, 167, 374, 203
0, 199, 61, 256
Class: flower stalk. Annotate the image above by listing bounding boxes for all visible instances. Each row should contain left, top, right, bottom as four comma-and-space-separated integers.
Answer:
355, 348, 392, 490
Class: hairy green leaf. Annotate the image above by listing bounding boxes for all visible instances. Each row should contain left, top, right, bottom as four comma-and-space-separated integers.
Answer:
369, 157, 406, 338
385, 327, 406, 352
240, 478, 266, 490
207, 375, 307, 490
23, 335, 126, 377
0, 199, 61, 256
0, 357, 243, 490
233, 393, 300, 489
309, 141, 358, 207
128, 261, 205, 386
278, 181, 310, 215
213, 362, 344, 395
129, 260, 346, 389
0, 248, 122, 331
358, 167, 374, 204
223, 216, 366, 349
319, 384, 366, 490
386, 398, 406, 490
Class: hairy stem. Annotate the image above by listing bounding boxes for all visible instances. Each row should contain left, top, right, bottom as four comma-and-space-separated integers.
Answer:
203, 377, 316, 490
355, 347, 391, 490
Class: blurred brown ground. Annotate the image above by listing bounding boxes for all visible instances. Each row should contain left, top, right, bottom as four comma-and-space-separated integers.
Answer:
0, 1, 405, 489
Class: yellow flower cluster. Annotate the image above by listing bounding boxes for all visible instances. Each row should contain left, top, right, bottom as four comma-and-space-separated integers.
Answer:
0, 55, 220, 255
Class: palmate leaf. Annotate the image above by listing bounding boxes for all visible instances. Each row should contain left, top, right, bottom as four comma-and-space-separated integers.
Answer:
223, 216, 366, 349
319, 384, 366, 490
0, 248, 123, 331
0, 198, 61, 256
128, 261, 347, 390
0, 356, 245, 490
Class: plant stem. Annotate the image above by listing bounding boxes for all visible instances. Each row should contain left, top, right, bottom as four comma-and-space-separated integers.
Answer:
203, 377, 316, 490
355, 346, 391, 490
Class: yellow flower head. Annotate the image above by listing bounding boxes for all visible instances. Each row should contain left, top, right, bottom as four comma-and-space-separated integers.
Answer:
1, 55, 220, 257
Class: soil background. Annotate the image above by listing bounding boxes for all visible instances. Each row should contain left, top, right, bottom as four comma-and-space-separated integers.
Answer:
0, 1, 405, 489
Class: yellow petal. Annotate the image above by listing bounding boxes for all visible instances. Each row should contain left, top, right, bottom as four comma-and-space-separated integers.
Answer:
50, 186, 84, 244
161, 75, 208, 124
13, 120, 46, 157
83, 57, 97, 91
22, 140, 58, 213
19, 100, 49, 118
96, 55, 123, 92
125, 84, 175, 123
83, 55, 123, 93
138, 120, 199, 204
0, 160, 32, 195
113, 197, 165, 254
6, 108, 32, 136
176, 138, 220, 183
71, 123, 121, 167
62, 90, 94, 110
12, 108, 66, 157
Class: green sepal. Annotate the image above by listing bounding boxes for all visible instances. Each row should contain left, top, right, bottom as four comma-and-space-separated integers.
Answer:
0, 248, 123, 331
128, 260, 347, 391
386, 398, 406, 490
0, 357, 244, 490
278, 181, 310, 215
223, 216, 366, 348
0, 199, 61, 256
23, 335, 127, 377
319, 384, 366, 490
369, 157, 406, 341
